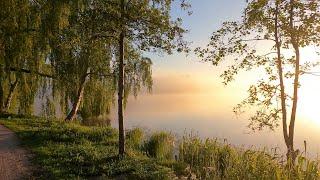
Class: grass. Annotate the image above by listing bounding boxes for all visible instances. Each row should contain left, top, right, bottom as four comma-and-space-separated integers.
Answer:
0, 117, 319, 179
0, 118, 174, 179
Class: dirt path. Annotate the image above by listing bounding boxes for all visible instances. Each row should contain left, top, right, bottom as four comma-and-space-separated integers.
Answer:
0, 124, 32, 180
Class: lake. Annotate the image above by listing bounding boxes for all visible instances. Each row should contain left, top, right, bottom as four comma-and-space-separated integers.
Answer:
110, 72, 320, 159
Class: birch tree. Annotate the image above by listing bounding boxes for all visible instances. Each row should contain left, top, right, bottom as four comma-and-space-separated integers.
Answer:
196, 0, 320, 162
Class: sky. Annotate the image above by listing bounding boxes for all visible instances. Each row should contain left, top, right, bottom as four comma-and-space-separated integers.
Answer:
143, 0, 250, 99
145, 0, 258, 110
150, 0, 247, 75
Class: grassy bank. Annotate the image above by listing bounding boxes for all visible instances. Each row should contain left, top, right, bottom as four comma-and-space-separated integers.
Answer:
0, 117, 319, 179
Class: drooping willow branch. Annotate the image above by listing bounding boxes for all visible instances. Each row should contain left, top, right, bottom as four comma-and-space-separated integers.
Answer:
8, 66, 55, 79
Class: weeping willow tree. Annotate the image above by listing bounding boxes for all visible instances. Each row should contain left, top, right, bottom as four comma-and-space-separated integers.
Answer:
0, 0, 155, 122
49, 18, 116, 121
0, 0, 48, 114
39, 0, 154, 122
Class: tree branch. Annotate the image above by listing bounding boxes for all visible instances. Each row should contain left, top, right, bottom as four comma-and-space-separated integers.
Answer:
240, 38, 275, 42
8, 66, 54, 79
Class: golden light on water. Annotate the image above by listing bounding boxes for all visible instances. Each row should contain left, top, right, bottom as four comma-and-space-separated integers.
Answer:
299, 76, 320, 125
296, 46, 320, 125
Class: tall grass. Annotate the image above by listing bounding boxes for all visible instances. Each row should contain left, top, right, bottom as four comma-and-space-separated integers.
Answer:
178, 133, 320, 179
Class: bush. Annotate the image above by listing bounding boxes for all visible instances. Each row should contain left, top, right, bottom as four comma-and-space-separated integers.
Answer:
126, 128, 144, 150
81, 116, 111, 127
144, 131, 175, 160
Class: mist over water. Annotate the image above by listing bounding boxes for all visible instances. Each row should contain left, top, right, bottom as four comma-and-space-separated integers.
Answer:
111, 73, 320, 158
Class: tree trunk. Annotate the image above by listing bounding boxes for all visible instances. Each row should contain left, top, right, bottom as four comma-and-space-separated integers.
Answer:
117, 0, 126, 157
3, 79, 19, 113
274, 1, 290, 153
0, 81, 4, 113
118, 30, 125, 157
65, 73, 88, 122
0, 68, 4, 113
287, 0, 300, 163
288, 44, 300, 162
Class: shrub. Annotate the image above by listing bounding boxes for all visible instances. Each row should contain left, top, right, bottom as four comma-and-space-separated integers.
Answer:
126, 128, 144, 150
144, 131, 175, 160
82, 116, 111, 127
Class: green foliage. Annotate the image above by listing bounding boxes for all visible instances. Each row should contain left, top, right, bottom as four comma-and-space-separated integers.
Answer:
0, 117, 320, 179
144, 131, 175, 160
126, 128, 145, 150
0, 0, 47, 114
